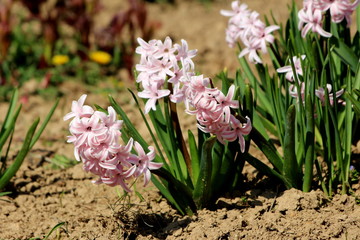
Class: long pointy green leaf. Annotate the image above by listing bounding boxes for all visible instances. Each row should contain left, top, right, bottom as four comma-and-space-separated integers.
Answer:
169, 100, 191, 179
248, 126, 283, 172
126, 89, 169, 170
210, 141, 226, 193
345, 92, 360, 116
211, 140, 239, 198
1, 130, 13, 175
150, 175, 186, 215
0, 118, 39, 190
152, 168, 196, 215
109, 95, 148, 147
357, 3, 360, 33
218, 70, 232, 94
303, 95, 315, 192
242, 84, 253, 153
245, 153, 292, 188
30, 99, 59, 149
188, 130, 200, 184
163, 97, 185, 182
330, 37, 358, 73
0, 106, 21, 152
43, 222, 66, 240
283, 104, 300, 189
0, 88, 18, 135
0, 191, 11, 197
193, 136, 216, 209
238, 55, 273, 115
343, 72, 353, 194
256, 112, 275, 138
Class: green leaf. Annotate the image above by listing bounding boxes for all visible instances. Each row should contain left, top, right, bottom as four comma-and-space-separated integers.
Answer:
255, 112, 274, 138
151, 175, 186, 215
0, 88, 19, 135
345, 92, 360, 116
29, 222, 66, 240
211, 140, 240, 197
210, 141, 226, 192
245, 153, 291, 188
330, 37, 359, 73
283, 105, 300, 189
0, 118, 39, 190
30, 98, 59, 149
188, 130, 200, 184
357, 2, 360, 33
0, 106, 21, 153
193, 136, 216, 209
47, 154, 78, 169
152, 168, 196, 215
249, 126, 283, 172
163, 96, 186, 182
109, 95, 148, 147
0, 191, 11, 197
126, 90, 169, 170
303, 95, 315, 192
238, 54, 273, 114
343, 71, 353, 194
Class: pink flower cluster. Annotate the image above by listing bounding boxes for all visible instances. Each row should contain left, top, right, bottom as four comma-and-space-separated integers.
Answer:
220, 1, 280, 64
277, 56, 344, 105
64, 95, 162, 192
135, 37, 197, 113
183, 78, 252, 152
298, 0, 359, 38
136, 37, 252, 152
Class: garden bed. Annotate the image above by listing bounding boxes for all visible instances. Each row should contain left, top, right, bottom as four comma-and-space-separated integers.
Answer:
1, 0, 360, 239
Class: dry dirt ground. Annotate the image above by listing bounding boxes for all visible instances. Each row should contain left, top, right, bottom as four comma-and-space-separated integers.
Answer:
1, 0, 360, 239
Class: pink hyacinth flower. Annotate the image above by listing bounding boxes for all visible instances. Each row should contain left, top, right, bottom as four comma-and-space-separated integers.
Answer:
277, 55, 306, 82
289, 82, 306, 102
138, 84, 171, 114
69, 115, 107, 148
215, 85, 239, 123
95, 106, 123, 144
252, 25, 280, 54
221, 116, 252, 153
220, 0, 249, 18
63, 94, 94, 122
298, 5, 332, 38
316, 0, 360, 26
127, 142, 162, 186
239, 37, 263, 64
315, 84, 344, 106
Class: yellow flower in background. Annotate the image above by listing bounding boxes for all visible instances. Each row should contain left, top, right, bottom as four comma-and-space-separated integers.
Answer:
89, 51, 112, 65
51, 55, 69, 66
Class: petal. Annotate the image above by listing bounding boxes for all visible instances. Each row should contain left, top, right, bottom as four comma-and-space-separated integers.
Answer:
148, 162, 163, 170
276, 66, 292, 73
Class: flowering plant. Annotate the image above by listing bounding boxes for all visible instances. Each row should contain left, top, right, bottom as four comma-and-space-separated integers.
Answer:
65, 0, 360, 216
0, 89, 58, 192
221, 0, 360, 195
65, 36, 253, 215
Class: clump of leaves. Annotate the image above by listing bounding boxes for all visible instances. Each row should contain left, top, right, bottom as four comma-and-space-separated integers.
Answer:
0, 89, 58, 192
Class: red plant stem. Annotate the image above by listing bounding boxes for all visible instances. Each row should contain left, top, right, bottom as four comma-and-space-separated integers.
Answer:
167, 85, 192, 175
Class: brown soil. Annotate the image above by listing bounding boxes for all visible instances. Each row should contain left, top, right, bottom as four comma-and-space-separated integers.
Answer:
1, 0, 360, 239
